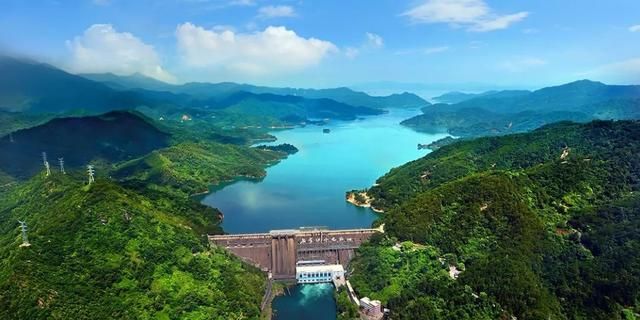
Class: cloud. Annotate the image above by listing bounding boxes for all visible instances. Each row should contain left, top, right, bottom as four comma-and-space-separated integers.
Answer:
365, 32, 384, 48
66, 24, 175, 82
500, 57, 547, 72
402, 0, 528, 32
175, 23, 337, 76
394, 46, 449, 55
345, 47, 359, 59
258, 5, 296, 19
630, 25, 640, 32
423, 46, 449, 54
581, 57, 640, 84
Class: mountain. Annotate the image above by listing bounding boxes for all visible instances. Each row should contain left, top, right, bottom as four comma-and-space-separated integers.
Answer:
83, 73, 430, 109
441, 80, 640, 114
0, 57, 146, 114
432, 90, 530, 104
80, 72, 176, 92
217, 91, 385, 121
349, 120, 640, 319
404, 80, 640, 137
0, 173, 265, 319
0, 111, 170, 180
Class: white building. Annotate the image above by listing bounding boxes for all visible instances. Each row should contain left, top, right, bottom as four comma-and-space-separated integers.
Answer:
296, 263, 345, 284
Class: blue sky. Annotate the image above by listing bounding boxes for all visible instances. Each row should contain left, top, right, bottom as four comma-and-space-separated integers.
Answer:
1, 0, 639, 92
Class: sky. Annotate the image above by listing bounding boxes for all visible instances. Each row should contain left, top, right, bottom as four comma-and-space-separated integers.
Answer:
1, 0, 639, 93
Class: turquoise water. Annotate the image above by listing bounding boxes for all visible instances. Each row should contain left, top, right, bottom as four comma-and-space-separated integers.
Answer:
201, 108, 448, 233
272, 284, 337, 320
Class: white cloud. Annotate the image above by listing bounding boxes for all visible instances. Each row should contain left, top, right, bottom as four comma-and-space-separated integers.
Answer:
66, 24, 175, 82
581, 57, 640, 84
365, 32, 384, 48
630, 25, 640, 32
175, 23, 337, 76
345, 47, 360, 59
500, 57, 547, 72
424, 46, 449, 54
258, 5, 296, 19
230, 0, 255, 6
402, 0, 528, 32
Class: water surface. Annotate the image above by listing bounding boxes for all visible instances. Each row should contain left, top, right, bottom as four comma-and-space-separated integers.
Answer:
202, 109, 448, 233
272, 284, 337, 320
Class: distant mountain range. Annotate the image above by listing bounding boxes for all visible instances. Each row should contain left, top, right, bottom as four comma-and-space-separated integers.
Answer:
0, 56, 428, 129
81, 73, 430, 110
404, 80, 640, 137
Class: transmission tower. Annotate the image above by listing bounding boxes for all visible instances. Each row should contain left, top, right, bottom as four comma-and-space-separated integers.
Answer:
58, 158, 65, 174
44, 161, 51, 176
87, 165, 95, 184
17, 220, 30, 247
42, 152, 48, 165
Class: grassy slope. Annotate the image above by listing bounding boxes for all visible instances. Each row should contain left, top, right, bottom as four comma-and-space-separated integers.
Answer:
0, 174, 265, 320
112, 141, 286, 197
350, 120, 640, 319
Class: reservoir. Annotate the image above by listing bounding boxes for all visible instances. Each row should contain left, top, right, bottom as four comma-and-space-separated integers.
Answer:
201, 108, 448, 233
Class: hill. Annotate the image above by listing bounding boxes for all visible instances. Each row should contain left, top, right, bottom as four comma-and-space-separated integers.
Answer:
431, 90, 530, 104
0, 111, 170, 180
0, 173, 265, 319
404, 80, 640, 137
113, 141, 287, 197
0, 57, 146, 114
349, 120, 640, 319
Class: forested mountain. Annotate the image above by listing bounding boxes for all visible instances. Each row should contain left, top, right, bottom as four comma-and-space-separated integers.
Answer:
349, 120, 640, 319
0, 174, 265, 319
0, 111, 170, 180
0, 57, 144, 114
404, 80, 640, 137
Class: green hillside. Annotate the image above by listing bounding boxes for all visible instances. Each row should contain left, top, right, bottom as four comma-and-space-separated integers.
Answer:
0, 173, 265, 319
0, 111, 170, 180
113, 141, 286, 197
350, 120, 640, 319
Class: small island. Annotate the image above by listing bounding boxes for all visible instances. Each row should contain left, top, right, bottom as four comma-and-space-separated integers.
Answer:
255, 143, 299, 155
323, 128, 331, 134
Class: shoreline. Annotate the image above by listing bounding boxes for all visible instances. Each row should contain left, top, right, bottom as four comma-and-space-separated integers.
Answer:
346, 191, 384, 213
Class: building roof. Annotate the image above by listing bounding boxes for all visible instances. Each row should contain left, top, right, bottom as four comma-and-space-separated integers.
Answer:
296, 264, 345, 273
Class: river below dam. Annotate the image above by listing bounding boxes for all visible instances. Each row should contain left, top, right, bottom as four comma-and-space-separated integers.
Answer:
201, 108, 447, 318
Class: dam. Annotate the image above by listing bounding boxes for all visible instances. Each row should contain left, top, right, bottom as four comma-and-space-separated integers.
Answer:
208, 226, 381, 280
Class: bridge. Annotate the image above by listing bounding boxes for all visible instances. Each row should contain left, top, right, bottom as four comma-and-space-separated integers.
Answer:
209, 226, 382, 280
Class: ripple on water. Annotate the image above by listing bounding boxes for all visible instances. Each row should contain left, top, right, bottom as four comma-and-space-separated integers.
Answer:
272, 284, 337, 320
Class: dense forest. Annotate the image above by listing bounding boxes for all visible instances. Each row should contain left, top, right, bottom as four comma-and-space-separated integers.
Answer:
0, 174, 266, 319
350, 120, 640, 319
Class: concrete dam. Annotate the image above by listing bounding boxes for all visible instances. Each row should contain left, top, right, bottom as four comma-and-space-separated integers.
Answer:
209, 227, 381, 279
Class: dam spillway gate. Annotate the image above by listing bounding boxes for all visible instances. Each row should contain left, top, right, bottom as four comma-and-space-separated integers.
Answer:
208, 227, 381, 279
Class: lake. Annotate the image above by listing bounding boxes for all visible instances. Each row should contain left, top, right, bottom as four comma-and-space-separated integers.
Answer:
201, 108, 447, 233
201, 108, 447, 318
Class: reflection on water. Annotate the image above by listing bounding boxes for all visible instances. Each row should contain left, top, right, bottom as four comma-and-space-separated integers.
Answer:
272, 284, 337, 320
202, 109, 449, 233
